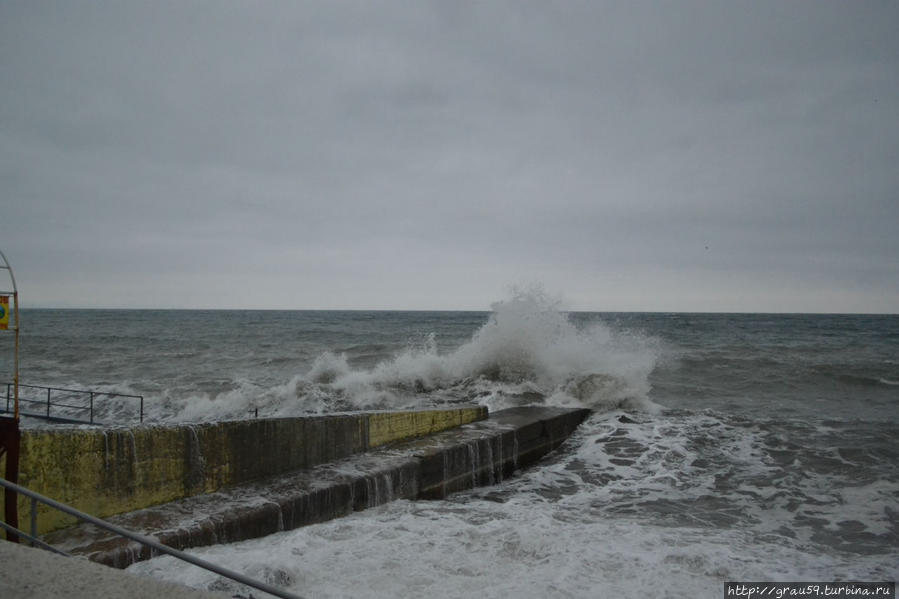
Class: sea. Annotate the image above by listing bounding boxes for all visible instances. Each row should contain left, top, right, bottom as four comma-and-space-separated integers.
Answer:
2, 292, 897, 597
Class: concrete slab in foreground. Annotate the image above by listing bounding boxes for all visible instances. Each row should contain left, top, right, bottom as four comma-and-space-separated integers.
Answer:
45, 406, 591, 569
0, 540, 229, 599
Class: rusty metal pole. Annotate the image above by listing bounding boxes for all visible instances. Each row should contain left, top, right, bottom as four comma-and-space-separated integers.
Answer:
12, 288, 18, 421
0, 420, 20, 542
0, 249, 18, 421
0, 248, 20, 542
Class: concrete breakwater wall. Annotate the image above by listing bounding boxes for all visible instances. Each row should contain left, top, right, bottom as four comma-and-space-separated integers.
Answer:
46, 406, 591, 569
2, 408, 486, 535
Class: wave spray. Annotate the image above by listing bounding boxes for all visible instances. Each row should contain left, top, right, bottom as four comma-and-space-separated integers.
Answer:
279, 289, 660, 417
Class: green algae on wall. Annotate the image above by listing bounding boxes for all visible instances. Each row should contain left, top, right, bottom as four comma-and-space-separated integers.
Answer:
368, 407, 486, 448
1, 407, 486, 535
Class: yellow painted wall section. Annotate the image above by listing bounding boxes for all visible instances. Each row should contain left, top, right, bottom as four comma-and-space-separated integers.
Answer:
368, 407, 486, 448
1, 408, 486, 535
8, 426, 199, 534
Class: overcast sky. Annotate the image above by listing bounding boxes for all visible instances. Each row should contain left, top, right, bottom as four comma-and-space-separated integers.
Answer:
1, 1, 897, 312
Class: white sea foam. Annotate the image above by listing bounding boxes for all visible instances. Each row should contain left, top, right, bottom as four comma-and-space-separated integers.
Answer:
18, 307, 897, 593
112, 289, 661, 423
129, 505, 826, 599
128, 410, 899, 597
292, 291, 659, 415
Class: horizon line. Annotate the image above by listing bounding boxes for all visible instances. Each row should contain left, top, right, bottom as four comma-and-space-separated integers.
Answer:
14, 305, 899, 316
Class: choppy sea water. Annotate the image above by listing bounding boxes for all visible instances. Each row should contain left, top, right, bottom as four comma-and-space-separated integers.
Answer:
2, 293, 897, 596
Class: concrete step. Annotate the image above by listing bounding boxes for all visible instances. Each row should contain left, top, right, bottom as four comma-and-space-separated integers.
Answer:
44, 407, 590, 569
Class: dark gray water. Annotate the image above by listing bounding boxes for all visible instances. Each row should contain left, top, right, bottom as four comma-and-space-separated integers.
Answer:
2, 295, 896, 596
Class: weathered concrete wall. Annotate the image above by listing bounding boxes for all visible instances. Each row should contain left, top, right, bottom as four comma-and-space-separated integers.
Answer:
368, 409, 483, 448
415, 406, 592, 499
1, 407, 486, 535
45, 406, 591, 569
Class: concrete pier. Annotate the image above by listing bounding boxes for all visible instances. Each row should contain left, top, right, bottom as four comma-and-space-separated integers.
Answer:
2, 407, 486, 535
44, 406, 590, 569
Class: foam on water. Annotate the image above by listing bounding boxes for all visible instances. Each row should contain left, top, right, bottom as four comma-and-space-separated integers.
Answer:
11, 304, 896, 593
66, 290, 659, 424
260, 290, 658, 419
128, 410, 898, 597
11, 299, 897, 427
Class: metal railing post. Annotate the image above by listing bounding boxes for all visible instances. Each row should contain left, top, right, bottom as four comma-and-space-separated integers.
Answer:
46, 388, 51, 418
30, 496, 38, 547
89, 393, 94, 424
140, 396, 144, 423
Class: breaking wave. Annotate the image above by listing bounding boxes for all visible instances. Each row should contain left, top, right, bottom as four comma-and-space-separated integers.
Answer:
167, 290, 660, 422
22, 290, 659, 425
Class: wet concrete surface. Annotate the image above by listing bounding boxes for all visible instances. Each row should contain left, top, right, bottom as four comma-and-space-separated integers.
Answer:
43, 406, 590, 569
0, 540, 229, 599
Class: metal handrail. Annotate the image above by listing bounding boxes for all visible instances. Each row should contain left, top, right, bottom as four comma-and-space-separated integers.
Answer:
0, 517, 70, 555
0, 477, 303, 599
3, 383, 144, 424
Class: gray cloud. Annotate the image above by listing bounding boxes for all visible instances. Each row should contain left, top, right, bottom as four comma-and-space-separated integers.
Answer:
1, 1, 897, 311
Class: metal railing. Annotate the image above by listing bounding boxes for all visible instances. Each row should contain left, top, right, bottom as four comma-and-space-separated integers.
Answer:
0, 476, 303, 599
3, 383, 144, 424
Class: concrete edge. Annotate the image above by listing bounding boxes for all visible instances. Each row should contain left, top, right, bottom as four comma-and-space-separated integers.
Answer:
0, 540, 230, 599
